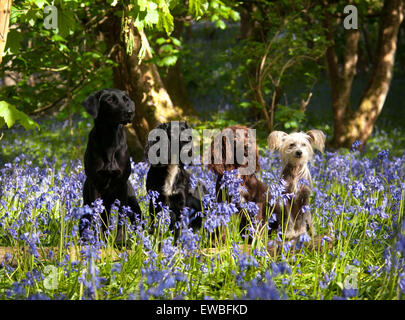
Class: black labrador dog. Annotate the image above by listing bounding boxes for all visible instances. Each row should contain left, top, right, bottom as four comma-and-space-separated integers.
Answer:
144, 121, 203, 241
80, 88, 142, 243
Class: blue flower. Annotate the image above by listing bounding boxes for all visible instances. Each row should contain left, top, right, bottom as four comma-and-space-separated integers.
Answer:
6, 282, 26, 298
111, 263, 122, 274
377, 149, 389, 161
399, 276, 405, 295
271, 262, 291, 276
351, 140, 362, 151
241, 272, 283, 300
342, 288, 358, 298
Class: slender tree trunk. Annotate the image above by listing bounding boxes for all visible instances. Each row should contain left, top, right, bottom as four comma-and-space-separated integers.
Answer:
325, 26, 360, 147
161, 18, 195, 116
0, 0, 12, 65
101, 10, 183, 161
239, 3, 267, 123
327, 0, 404, 149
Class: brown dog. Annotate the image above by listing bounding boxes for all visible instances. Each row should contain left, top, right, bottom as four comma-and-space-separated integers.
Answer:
208, 125, 277, 236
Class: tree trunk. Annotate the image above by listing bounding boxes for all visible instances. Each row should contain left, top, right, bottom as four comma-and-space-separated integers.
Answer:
327, 0, 404, 149
0, 0, 12, 65
325, 27, 361, 147
101, 10, 183, 161
239, 2, 266, 123
161, 18, 195, 116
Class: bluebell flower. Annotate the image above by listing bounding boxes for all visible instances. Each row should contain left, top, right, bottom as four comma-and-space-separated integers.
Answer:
241, 272, 283, 300
179, 227, 200, 254
351, 258, 361, 267
204, 201, 238, 233
27, 293, 51, 300
271, 262, 291, 276
111, 263, 122, 274
351, 140, 362, 151
6, 282, 26, 298
377, 149, 389, 161
342, 288, 358, 298
399, 276, 405, 295
219, 169, 244, 202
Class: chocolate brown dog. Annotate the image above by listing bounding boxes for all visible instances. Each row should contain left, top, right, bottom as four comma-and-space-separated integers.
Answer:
80, 88, 142, 243
208, 125, 279, 236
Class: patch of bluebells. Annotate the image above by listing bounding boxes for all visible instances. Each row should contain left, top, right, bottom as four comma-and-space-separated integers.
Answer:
1, 138, 405, 300
219, 169, 245, 202
176, 207, 201, 255
139, 269, 187, 299
241, 271, 284, 300
383, 220, 405, 297
204, 201, 238, 233
78, 244, 106, 299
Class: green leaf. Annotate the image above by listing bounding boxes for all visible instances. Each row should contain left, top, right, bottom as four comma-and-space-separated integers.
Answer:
25, 9, 40, 27
10, 6, 21, 24
189, 0, 205, 17
0, 101, 40, 131
171, 37, 181, 47
5, 29, 24, 54
216, 20, 226, 30
51, 34, 67, 42
33, 0, 46, 8
159, 55, 177, 67
108, 0, 119, 6
57, 9, 77, 38
155, 37, 167, 45
239, 101, 251, 109
157, 3, 174, 35
144, 7, 159, 25
138, 0, 148, 11
160, 43, 174, 53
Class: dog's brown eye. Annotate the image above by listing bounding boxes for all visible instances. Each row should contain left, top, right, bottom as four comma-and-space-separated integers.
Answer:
289, 143, 295, 148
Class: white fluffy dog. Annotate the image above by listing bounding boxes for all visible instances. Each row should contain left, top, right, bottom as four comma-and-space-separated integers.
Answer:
267, 129, 325, 239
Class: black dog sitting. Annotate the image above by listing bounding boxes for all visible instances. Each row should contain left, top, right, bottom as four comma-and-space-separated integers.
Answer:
80, 88, 142, 243
144, 121, 203, 241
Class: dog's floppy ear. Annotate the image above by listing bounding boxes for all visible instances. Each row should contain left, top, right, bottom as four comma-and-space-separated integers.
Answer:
306, 129, 325, 152
267, 131, 288, 150
82, 90, 104, 119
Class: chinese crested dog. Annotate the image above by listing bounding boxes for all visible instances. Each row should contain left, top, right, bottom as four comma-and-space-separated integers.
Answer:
267, 129, 325, 239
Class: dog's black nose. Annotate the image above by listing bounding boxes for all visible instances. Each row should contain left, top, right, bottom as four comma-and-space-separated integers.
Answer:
295, 150, 302, 157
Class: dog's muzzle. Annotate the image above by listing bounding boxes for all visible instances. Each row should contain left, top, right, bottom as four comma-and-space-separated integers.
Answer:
295, 150, 302, 158
121, 111, 134, 124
